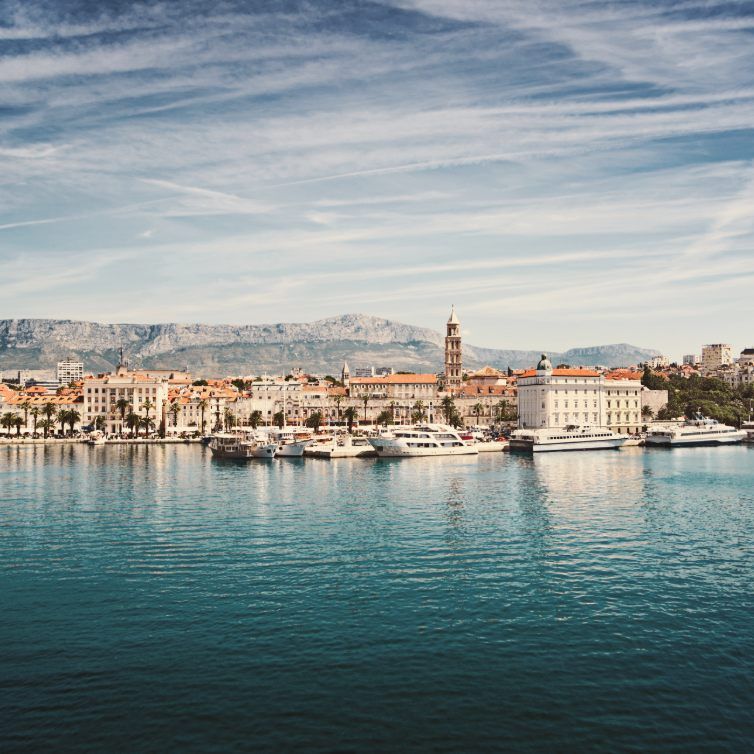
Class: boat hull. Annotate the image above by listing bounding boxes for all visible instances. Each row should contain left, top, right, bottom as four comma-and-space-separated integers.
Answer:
645, 433, 746, 447
369, 439, 478, 457
276, 440, 312, 457
509, 437, 627, 453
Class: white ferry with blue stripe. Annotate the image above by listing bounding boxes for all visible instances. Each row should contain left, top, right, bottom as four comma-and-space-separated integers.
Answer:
509, 425, 628, 452
645, 414, 746, 447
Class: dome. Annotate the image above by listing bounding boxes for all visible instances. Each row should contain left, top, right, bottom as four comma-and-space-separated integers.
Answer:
536, 353, 552, 371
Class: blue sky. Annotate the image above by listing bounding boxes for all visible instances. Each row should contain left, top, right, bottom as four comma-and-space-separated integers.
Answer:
2, 0, 754, 358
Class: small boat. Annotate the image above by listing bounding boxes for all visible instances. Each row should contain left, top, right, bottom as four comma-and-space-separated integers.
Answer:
307, 434, 375, 458
261, 428, 314, 457
87, 431, 106, 446
209, 433, 277, 459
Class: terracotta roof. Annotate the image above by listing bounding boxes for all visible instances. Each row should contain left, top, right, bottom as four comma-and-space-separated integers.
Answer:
350, 374, 437, 385
605, 370, 643, 381
458, 385, 515, 396
519, 368, 600, 378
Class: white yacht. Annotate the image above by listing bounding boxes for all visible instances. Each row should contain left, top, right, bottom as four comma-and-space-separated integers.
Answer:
368, 424, 478, 457
261, 427, 313, 457
509, 425, 628, 453
307, 434, 375, 458
209, 433, 277, 459
645, 414, 746, 447
743, 420, 754, 443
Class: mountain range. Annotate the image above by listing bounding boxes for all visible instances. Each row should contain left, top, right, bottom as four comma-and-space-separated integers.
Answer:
0, 315, 660, 375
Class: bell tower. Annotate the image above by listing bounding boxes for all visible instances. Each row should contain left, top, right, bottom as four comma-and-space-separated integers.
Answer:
444, 305, 462, 390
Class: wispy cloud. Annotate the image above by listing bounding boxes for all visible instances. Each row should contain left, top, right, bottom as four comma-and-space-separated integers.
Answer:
2, 0, 754, 354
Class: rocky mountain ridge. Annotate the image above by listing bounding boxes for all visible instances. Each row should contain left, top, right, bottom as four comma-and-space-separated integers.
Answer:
0, 315, 661, 374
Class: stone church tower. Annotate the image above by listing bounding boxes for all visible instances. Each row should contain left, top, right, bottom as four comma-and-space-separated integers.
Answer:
444, 305, 462, 390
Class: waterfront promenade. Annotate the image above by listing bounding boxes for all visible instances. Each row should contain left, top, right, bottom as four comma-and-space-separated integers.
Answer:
2, 444, 753, 752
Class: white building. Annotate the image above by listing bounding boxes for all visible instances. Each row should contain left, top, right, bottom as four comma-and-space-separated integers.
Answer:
517, 356, 643, 434
57, 360, 84, 385
701, 344, 733, 375
83, 367, 169, 435
645, 355, 669, 369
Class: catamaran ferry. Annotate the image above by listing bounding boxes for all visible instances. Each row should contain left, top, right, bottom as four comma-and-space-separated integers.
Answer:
645, 414, 746, 447
509, 426, 628, 453
368, 424, 478, 457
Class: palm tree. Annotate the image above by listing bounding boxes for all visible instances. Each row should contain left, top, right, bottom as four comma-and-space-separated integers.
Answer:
249, 410, 263, 429
19, 399, 31, 431
37, 418, 54, 439
376, 409, 392, 426
115, 398, 130, 436
140, 416, 154, 436
56, 408, 68, 435
412, 400, 426, 423
361, 393, 372, 422
1, 412, 16, 436
198, 398, 209, 435
29, 406, 41, 437
473, 402, 484, 425
13, 415, 23, 436
223, 407, 236, 430
642, 405, 654, 420
441, 396, 456, 424
306, 411, 324, 433
142, 398, 154, 428
388, 401, 398, 424
42, 401, 56, 427
273, 411, 285, 429
94, 415, 107, 431
331, 394, 344, 421
343, 406, 358, 433
169, 401, 181, 428
126, 411, 141, 437
66, 409, 81, 435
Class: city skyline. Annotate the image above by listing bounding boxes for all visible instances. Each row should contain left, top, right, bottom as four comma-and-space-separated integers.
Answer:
2, 0, 754, 355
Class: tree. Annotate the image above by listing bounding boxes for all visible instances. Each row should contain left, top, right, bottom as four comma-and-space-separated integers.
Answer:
388, 401, 398, 423
19, 399, 31, 430
343, 406, 358, 433
473, 402, 484, 424
249, 410, 263, 429
412, 400, 426, 422
441, 396, 456, 424
376, 409, 392, 426
192, 379, 208, 386
115, 398, 130, 436
94, 415, 107, 431
126, 412, 141, 437
29, 406, 41, 437
1, 412, 16, 436
331, 393, 344, 420
198, 398, 209, 435
42, 401, 56, 427
140, 416, 154, 436
13, 415, 23, 436
306, 411, 324, 433
169, 401, 181, 428
223, 407, 236, 430
56, 408, 68, 435
273, 411, 285, 428
641, 405, 654, 420
37, 418, 54, 439
361, 393, 372, 422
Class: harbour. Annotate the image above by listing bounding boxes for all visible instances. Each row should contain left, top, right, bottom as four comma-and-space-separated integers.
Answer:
2, 443, 753, 752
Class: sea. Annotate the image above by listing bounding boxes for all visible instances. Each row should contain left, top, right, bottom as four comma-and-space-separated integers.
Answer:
1, 444, 753, 752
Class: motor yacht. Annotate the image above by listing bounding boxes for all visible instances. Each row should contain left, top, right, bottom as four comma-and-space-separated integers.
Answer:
645, 414, 746, 447
509, 425, 628, 453
368, 424, 478, 457
307, 434, 375, 458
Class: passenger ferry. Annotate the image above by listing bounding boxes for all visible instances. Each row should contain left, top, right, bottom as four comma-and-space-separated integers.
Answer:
368, 424, 478, 457
645, 414, 746, 447
509, 425, 628, 453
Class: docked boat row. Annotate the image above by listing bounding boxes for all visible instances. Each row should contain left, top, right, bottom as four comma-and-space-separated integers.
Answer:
202, 414, 751, 459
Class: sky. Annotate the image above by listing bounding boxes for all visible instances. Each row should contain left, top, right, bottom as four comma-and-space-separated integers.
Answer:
1, 0, 754, 358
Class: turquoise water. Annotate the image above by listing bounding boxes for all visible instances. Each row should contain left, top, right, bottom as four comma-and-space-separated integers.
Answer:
1, 444, 753, 752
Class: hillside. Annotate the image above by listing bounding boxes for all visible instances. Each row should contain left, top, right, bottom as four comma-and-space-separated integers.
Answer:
0, 316, 660, 375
